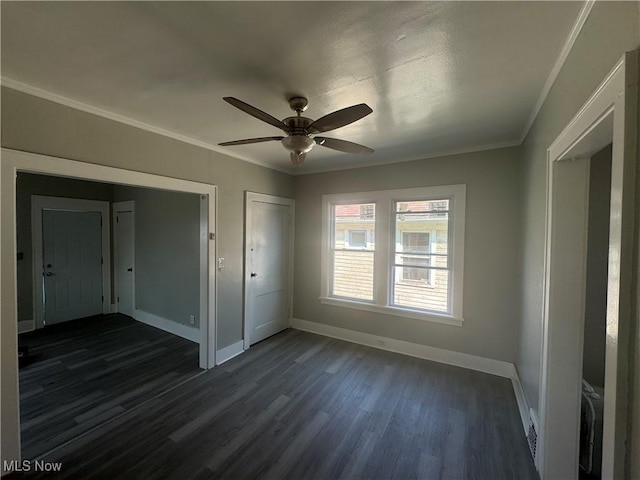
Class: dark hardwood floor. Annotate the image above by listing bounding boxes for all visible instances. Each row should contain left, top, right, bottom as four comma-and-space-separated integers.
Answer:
18, 314, 201, 460
12, 326, 538, 479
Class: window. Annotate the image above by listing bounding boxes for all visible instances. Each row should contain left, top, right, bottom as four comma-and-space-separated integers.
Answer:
330, 203, 376, 301
400, 232, 433, 283
348, 230, 367, 248
321, 185, 465, 326
394, 201, 447, 312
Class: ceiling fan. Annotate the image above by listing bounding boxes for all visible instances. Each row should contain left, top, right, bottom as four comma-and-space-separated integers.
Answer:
218, 96, 374, 165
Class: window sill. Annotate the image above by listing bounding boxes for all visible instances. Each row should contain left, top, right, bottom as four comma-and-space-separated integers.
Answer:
318, 297, 463, 327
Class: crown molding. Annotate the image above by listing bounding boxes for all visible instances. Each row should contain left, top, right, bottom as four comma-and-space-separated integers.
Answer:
519, 0, 595, 143
0, 77, 522, 176
0, 77, 294, 175
0, 2, 594, 177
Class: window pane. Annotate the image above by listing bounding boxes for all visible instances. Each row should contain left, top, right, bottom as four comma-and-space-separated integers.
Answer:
334, 203, 375, 250
394, 198, 450, 313
393, 267, 448, 313
332, 203, 375, 301
333, 251, 374, 301
433, 229, 448, 256
403, 263, 430, 281
396, 212, 448, 255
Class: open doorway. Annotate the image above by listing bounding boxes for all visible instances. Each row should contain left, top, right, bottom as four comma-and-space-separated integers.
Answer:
579, 145, 612, 480
1, 148, 217, 467
539, 52, 637, 480
15, 172, 207, 460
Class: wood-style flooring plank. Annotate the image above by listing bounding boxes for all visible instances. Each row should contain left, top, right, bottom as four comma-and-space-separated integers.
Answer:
17, 314, 200, 460
11, 327, 538, 480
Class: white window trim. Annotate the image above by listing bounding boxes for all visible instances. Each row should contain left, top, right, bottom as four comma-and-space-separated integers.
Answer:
320, 185, 465, 326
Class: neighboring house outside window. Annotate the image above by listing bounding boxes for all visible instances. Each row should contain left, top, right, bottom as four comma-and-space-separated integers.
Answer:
347, 230, 368, 248
393, 200, 448, 313
331, 203, 376, 301
321, 185, 465, 326
400, 231, 433, 282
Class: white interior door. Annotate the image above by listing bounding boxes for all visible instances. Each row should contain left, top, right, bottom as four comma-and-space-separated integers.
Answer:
42, 210, 103, 325
245, 194, 293, 346
114, 205, 135, 317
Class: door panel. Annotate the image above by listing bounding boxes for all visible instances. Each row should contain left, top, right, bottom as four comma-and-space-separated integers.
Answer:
247, 201, 291, 345
115, 210, 134, 317
43, 210, 103, 324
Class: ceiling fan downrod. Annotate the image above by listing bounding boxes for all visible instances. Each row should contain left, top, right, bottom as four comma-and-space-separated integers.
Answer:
281, 97, 316, 161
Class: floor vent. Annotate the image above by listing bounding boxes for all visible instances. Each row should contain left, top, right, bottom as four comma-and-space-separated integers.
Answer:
527, 416, 538, 462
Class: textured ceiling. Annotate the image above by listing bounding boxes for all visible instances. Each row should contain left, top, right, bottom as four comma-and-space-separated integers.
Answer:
1, 1, 583, 174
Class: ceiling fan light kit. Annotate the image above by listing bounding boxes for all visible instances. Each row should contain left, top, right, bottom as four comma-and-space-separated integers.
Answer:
281, 135, 315, 154
219, 96, 374, 165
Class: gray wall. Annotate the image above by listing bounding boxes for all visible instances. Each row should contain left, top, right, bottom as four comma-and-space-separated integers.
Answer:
1, 87, 295, 349
15, 173, 114, 322
517, 1, 640, 416
113, 186, 200, 327
582, 145, 612, 388
294, 146, 522, 363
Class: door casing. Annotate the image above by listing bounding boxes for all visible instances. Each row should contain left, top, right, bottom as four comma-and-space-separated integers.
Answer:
538, 51, 638, 480
1, 149, 218, 467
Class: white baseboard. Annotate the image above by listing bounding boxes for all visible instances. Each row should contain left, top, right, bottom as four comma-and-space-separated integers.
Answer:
17, 319, 35, 334
216, 340, 244, 365
510, 366, 531, 436
133, 309, 199, 343
291, 318, 515, 378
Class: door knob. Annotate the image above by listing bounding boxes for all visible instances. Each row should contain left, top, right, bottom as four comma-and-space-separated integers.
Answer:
250, 272, 257, 277
45, 272, 55, 276
127, 268, 133, 272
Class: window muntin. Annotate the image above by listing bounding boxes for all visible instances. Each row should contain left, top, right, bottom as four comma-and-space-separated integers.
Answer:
321, 186, 465, 325
331, 203, 375, 301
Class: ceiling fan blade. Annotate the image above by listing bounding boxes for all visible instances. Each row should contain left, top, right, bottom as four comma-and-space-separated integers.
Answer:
218, 136, 284, 146
308, 104, 373, 133
223, 97, 290, 133
315, 137, 374, 155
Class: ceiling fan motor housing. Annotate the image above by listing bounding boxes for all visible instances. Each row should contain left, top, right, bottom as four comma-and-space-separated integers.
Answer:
281, 115, 316, 154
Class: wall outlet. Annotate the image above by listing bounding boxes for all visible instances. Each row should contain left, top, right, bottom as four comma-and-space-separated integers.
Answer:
217, 257, 224, 271
189, 315, 195, 325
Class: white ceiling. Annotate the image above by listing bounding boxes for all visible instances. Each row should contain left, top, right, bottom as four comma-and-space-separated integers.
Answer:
1, 1, 584, 174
